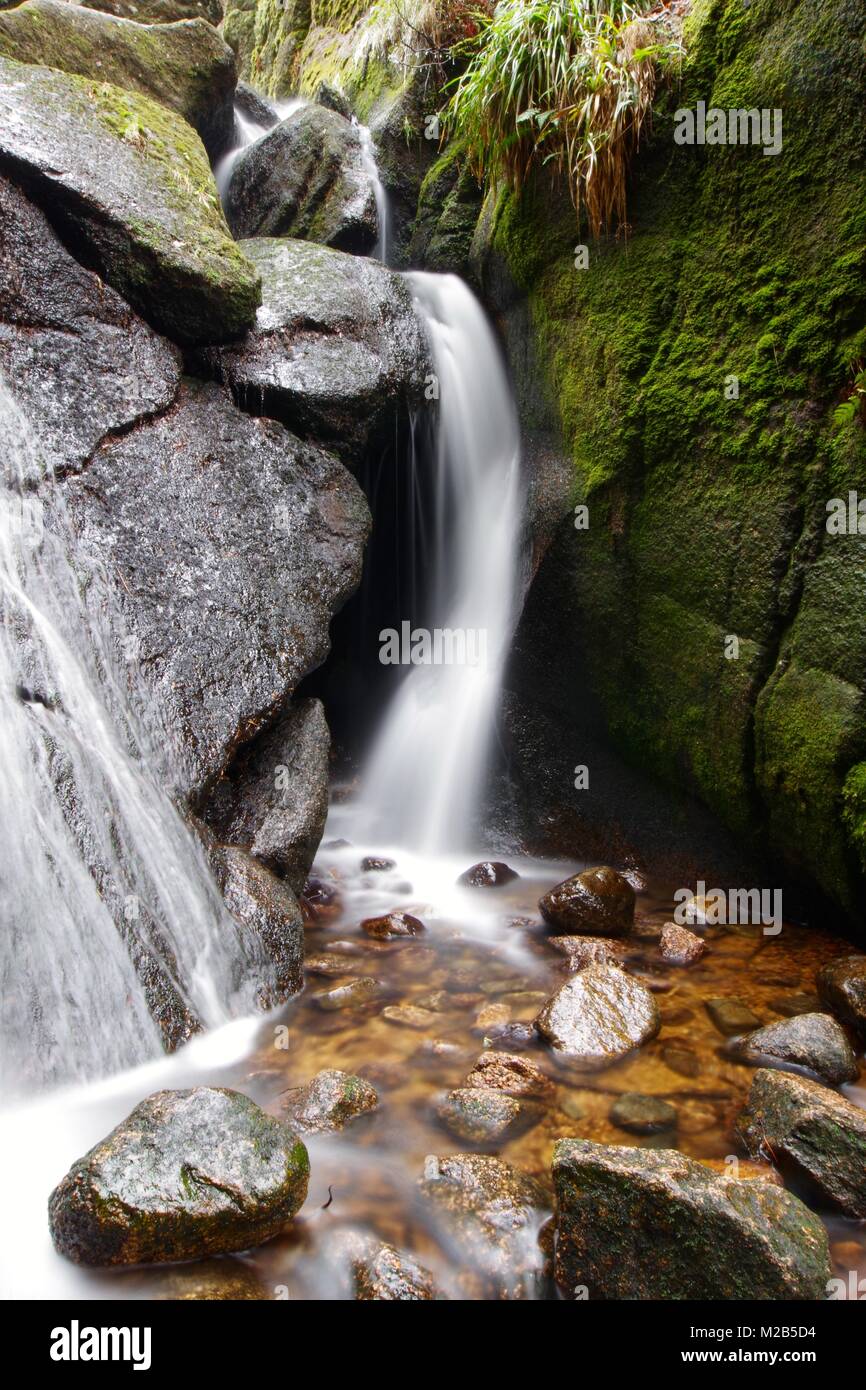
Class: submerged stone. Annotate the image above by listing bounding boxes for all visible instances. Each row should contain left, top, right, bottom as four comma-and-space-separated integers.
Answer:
609, 1092, 677, 1134
539, 866, 635, 936
49, 1088, 309, 1265
705, 996, 761, 1037
464, 1051, 554, 1100
736, 1068, 866, 1216
548, 935, 628, 971
326, 1229, 439, 1301
436, 1088, 540, 1144
552, 1139, 830, 1300
363, 911, 425, 939
313, 978, 382, 1012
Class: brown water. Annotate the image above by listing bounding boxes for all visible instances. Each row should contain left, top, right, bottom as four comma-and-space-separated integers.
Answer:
4, 805, 864, 1300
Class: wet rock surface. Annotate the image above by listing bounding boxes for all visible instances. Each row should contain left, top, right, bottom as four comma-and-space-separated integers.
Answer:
458, 861, 520, 888
59, 381, 370, 802
705, 996, 761, 1036
535, 963, 660, 1066
730, 1011, 858, 1085
203, 237, 428, 466
0, 55, 259, 343
419, 1154, 550, 1298
313, 978, 381, 1012
659, 922, 706, 965
816, 955, 866, 1037
0, 0, 237, 157
362, 911, 425, 940
49, 1088, 309, 1265
553, 1139, 831, 1300
539, 866, 635, 936
0, 173, 180, 480
548, 934, 628, 971
436, 1088, 540, 1144
327, 1229, 438, 1301
225, 103, 379, 253
203, 698, 330, 895
464, 1051, 554, 1100
283, 1068, 378, 1134
736, 1068, 866, 1216
208, 843, 303, 1003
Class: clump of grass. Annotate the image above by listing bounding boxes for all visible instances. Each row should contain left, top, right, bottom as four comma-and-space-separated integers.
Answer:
444, 0, 683, 238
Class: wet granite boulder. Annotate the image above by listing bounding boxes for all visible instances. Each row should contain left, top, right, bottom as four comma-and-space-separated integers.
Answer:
552, 1140, 831, 1300
736, 1068, 866, 1216
539, 866, 635, 936
535, 963, 660, 1066
59, 380, 370, 803
203, 698, 329, 895
0, 55, 259, 343
418, 1154, 550, 1298
548, 935, 628, 971
458, 861, 520, 888
436, 1088, 541, 1144
224, 104, 378, 253
730, 1012, 858, 1086
235, 80, 279, 130
49, 1088, 310, 1265
283, 1069, 378, 1134
0, 1, 237, 158
207, 843, 303, 1003
203, 238, 429, 466
816, 955, 866, 1038
0, 172, 180, 481
326, 1229, 439, 1301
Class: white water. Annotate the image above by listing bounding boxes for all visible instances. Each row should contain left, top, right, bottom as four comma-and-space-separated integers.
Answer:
355, 121, 390, 264
214, 99, 307, 203
360, 272, 525, 852
0, 382, 270, 1096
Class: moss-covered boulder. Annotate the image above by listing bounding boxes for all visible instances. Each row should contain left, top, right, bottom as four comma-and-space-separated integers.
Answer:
0, 55, 259, 343
49, 1088, 309, 1265
553, 1139, 831, 1299
203, 236, 429, 463
0, 0, 237, 157
224, 103, 378, 253
410, 141, 483, 279
0, 171, 180, 479
736, 1067, 866, 1216
474, 0, 866, 923
283, 1067, 378, 1133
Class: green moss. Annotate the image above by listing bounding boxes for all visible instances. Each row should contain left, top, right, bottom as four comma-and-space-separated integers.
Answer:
842, 763, 866, 877
481, 0, 866, 918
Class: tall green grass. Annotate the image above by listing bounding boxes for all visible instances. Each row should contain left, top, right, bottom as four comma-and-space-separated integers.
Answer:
444, 0, 682, 237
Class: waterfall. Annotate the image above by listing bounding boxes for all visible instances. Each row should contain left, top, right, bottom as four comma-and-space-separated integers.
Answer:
0, 381, 270, 1096
360, 273, 525, 853
214, 99, 306, 203
355, 121, 390, 264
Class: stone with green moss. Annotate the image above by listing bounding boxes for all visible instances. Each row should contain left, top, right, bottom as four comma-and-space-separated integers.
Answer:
0, 0, 237, 157
0, 54, 260, 343
81, 0, 223, 21
553, 1138, 831, 1299
472, 0, 866, 923
284, 1067, 378, 1132
48, 1088, 310, 1265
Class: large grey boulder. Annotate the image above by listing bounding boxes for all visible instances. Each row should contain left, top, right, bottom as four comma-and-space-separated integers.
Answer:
552, 1139, 831, 1300
203, 697, 329, 894
58, 380, 370, 802
49, 1088, 309, 1265
736, 1068, 866, 1216
0, 173, 180, 479
224, 103, 379, 254
0, 55, 259, 343
203, 237, 429, 465
535, 963, 660, 1066
0, 1, 237, 158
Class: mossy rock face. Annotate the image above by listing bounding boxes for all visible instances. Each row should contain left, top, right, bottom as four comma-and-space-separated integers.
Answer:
736, 1068, 866, 1217
0, 0, 237, 157
553, 1138, 831, 1299
474, 0, 866, 920
49, 1088, 310, 1265
79, 0, 224, 21
0, 54, 260, 344
410, 141, 483, 279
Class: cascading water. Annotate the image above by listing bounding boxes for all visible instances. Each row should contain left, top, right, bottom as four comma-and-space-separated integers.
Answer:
0, 381, 270, 1096
359, 272, 525, 853
214, 99, 307, 203
355, 121, 390, 264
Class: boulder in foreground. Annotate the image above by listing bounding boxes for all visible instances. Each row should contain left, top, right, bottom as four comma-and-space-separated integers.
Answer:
535, 963, 660, 1066
553, 1139, 831, 1299
736, 1068, 866, 1216
49, 1088, 309, 1265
